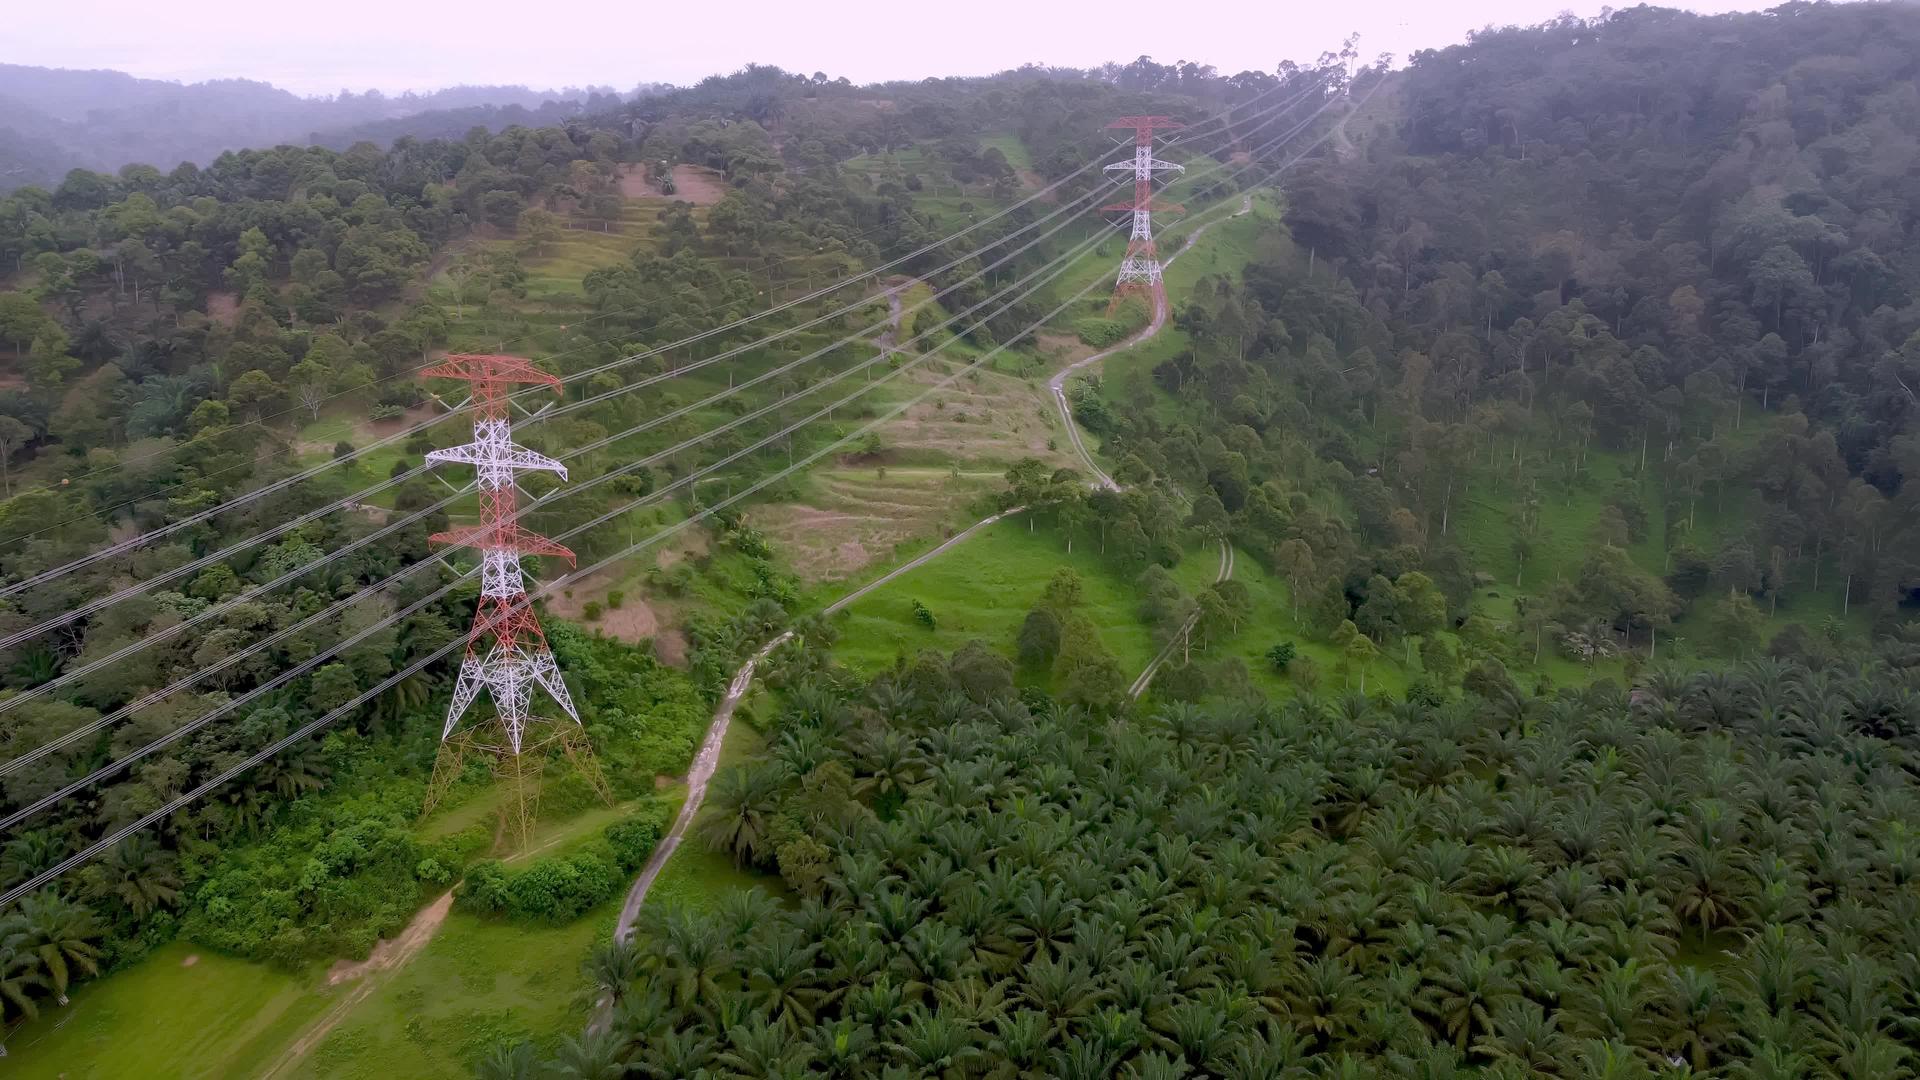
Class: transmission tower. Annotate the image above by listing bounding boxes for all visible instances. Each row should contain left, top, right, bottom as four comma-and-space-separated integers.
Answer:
1103, 116, 1186, 315
419, 354, 607, 845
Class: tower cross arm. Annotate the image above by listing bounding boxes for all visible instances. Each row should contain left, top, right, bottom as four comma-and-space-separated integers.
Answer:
425, 441, 569, 480
421, 353, 564, 394
429, 523, 578, 564
1104, 157, 1185, 174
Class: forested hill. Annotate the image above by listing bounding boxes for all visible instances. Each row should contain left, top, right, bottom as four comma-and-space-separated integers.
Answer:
0, 63, 622, 190
1098, 0, 1920, 672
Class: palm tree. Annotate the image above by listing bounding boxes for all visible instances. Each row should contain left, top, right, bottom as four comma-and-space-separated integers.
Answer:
888, 1003, 984, 1075
698, 763, 789, 868
475, 1039, 538, 1080
746, 929, 824, 1032
9, 892, 102, 1004
1663, 966, 1731, 1071
259, 740, 328, 799
546, 1027, 628, 1080
1419, 948, 1519, 1048
582, 938, 644, 1008
82, 835, 180, 918
654, 909, 732, 1017
0, 831, 63, 888
1474, 999, 1574, 1074
0, 940, 47, 1028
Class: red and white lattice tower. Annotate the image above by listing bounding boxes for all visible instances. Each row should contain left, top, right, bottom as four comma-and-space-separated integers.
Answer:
424, 354, 578, 754
1103, 116, 1186, 315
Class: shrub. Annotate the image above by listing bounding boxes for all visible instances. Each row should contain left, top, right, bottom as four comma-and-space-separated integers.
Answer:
605, 808, 668, 871
583, 601, 603, 621
1266, 641, 1297, 673
911, 599, 936, 630
608, 590, 625, 610
185, 792, 450, 966
1074, 317, 1129, 347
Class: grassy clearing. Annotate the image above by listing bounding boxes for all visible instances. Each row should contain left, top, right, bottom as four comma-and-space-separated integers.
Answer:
4, 941, 327, 1079
979, 133, 1035, 174
825, 516, 1161, 685
281, 908, 610, 1080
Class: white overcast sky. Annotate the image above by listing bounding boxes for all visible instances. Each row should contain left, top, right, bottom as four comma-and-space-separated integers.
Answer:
9, 0, 1770, 97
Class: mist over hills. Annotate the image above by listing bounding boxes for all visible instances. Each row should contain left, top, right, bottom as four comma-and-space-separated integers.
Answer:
0, 63, 647, 189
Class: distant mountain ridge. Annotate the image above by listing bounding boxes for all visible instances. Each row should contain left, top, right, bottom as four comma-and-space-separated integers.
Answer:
0, 63, 636, 189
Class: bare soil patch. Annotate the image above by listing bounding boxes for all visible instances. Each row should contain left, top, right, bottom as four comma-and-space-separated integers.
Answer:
880, 364, 1077, 468
180, 953, 200, 968
751, 504, 893, 582
751, 467, 1002, 584
656, 528, 709, 569
1036, 331, 1095, 367
206, 291, 239, 326
667, 165, 728, 206
265, 890, 455, 1077
325, 891, 453, 987
654, 628, 689, 667
617, 163, 658, 198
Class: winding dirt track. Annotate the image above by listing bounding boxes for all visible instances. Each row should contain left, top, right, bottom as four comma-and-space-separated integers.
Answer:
1129, 540, 1234, 700
1047, 194, 1254, 489
611, 505, 1028, 943
608, 197, 1261, 967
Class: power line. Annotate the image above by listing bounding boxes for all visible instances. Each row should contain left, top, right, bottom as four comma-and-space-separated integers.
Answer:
0, 214, 1118, 906
0, 80, 1351, 775
0, 76, 1337, 624
0, 75, 1362, 893
0, 217, 1122, 797
0, 178, 1124, 666
0, 74, 1330, 552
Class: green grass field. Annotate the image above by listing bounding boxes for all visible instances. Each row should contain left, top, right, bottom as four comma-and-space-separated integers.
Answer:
979, 133, 1036, 175
826, 516, 1163, 684
4, 941, 328, 1079
281, 908, 609, 1079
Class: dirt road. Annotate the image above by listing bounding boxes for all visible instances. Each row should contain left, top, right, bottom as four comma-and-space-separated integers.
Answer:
1129, 540, 1234, 699
1047, 195, 1254, 488
610, 505, 1026, 944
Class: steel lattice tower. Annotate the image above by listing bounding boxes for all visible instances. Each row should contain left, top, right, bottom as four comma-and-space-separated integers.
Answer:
420, 355, 606, 842
1103, 116, 1186, 314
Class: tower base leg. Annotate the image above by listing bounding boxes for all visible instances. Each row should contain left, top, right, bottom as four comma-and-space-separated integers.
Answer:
421, 731, 478, 819
425, 719, 614, 854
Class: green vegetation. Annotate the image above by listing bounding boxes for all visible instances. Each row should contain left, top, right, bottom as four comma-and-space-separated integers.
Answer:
1, 940, 326, 1078
3, 5, 1920, 1075
828, 517, 1163, 687
516, 641, 1920, 1078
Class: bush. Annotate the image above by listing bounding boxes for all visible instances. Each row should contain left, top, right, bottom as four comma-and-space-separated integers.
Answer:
1266, 641, 1297, 673
608, 590, 625, 610
911, 599, 936, 630
456, 805, 670, 923
1074, 317, 1130, 347
605, 808, 668, 871
185, 791, 451, 966
457, 847, 622, 923
583, 601, 603, 621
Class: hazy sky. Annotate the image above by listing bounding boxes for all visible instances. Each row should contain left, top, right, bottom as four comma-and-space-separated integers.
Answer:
10, 0, 1769, 97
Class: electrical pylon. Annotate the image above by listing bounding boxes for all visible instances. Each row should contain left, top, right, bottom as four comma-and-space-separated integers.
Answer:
1103, 116, 1186, 315
418, 354, 608, 846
